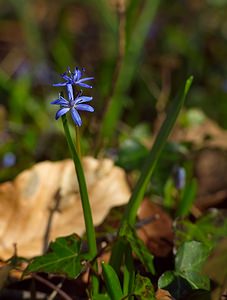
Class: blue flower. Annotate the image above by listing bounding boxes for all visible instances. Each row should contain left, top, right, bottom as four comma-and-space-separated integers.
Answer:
51, 84, 94, 126
53, 67, 94, 89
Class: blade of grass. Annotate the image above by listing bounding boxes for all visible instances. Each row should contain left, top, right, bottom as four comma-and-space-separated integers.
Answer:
102, 262, 124, 300
176, 178, 197, 217
100, 0, 160, 142
110, 76, 194, 271
124, 76, 193, 225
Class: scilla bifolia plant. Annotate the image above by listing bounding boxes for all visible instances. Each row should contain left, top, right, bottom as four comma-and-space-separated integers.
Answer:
26, 67, 193, 300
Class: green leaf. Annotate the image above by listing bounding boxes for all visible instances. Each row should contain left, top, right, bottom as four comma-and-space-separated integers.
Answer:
93, 294, 110, 300
158, 271, 192, 299
175, 241, 211, 273
25, 234, 88, 279
110, 77, 193, 271
116, 139, 148, 171
158, 271, 176, 289
180, 270, 210, 290
102, 262, 123, 300
176, 178, 197, 217
133, 273, 155, 300
123, 245, 135, 299
175, 210, 227, 249
158, 241, 211, 298
119, 222, 155, 274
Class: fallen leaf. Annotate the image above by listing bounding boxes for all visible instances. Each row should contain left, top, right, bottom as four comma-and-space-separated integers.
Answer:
171, 111, 227, 150
137, 199, 173, 257
0, 157, 130, 259
194, 148, 227, 209
155, 288, 173, 300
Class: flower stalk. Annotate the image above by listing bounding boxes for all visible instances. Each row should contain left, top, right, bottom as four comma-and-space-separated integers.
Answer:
52, 67, 98, 293
62, 115, 98, 293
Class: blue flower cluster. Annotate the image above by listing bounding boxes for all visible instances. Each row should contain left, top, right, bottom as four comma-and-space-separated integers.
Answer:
51, 67, 94, 126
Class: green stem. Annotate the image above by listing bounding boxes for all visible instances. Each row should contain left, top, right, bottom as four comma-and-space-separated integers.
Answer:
110, 76, 194, 271
75, 126, 81, 158
61, 115, 98, 293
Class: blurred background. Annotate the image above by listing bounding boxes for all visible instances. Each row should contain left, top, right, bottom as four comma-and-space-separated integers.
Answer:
0, 0, 227, 183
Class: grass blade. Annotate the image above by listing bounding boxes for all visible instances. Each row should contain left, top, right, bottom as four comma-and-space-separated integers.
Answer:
110, 76, 193, 271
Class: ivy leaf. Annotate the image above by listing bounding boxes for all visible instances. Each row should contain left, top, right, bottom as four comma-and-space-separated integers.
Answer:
158, 271, 192, 299
119, 222, 155, 274
180, 270, 210, 290
158, 271, 176, 289
158, 241, 211, 298
175, 240, 210, 273
133, 273, 155, 300
25, 234, 89, 278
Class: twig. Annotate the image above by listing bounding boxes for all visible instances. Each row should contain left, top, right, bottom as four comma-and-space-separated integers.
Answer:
43, 189, 62, 253
32, 273, 72, 300
48, 280, 64, 300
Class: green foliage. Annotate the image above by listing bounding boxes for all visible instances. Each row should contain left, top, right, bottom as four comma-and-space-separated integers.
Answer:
133, 274, 155, 300
119, 222, 155, 274
2, 0, 226, 298
175, 241, 210, 273
116, 139, 149, 171
176, 178, 197, 217
25, 234, 90, 279
110, 76, 193, 272
123, 246, 135, 299
100, 0, 161, 141
175, 210, 227, 249
102, 262, 124, 300
158, 241, 211, 299
93, 295, 110, 300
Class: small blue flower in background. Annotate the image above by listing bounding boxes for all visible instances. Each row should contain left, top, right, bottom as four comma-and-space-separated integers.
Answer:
51, 84, 94, 126
173, 166, 186, 190
2, 152, 16, 168
53, 67, 94, 89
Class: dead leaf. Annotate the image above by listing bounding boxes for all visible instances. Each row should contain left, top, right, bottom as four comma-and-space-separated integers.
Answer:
137, 199, 173, 257
155, 288, 173, 300
0, 157, 130, 259
171, 112, 227, 150
194, 148, 227, 209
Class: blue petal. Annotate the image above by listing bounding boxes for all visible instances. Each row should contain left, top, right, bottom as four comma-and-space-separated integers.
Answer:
76, 104, 94, 112
51, 97, 69, 106
71, 108, 82, 126
51, 99, 61, 105
66, 84, 74, 101
55, 107, 70, 120
52, 82, 67, 87
75, 96, 93, 104
77, 82, 93, 89
74, 67, 82, 81
62, 74, 71, 81
78, 77, 94, 82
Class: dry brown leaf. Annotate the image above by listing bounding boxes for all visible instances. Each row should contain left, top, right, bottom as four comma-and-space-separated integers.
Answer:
137, 199, 173, 257
155, 289, 173, 300
171, 113, 227, 150
0, 157, 130, 259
